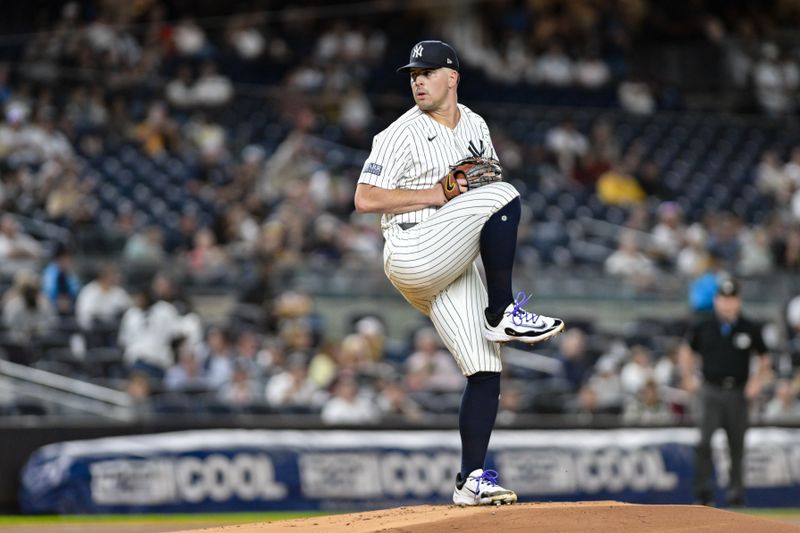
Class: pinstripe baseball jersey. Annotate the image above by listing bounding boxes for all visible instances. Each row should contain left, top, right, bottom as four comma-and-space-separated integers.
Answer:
359, 103, 520, 375
358, 103, 497, 232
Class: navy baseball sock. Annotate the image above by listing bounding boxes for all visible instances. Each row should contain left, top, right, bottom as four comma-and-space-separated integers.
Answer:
459, 371, 501, 481
481, 197, 521, 321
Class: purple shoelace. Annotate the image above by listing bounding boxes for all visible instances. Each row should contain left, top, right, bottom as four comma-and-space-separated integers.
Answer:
469, 469, 499, 495
506, 291, 540, 326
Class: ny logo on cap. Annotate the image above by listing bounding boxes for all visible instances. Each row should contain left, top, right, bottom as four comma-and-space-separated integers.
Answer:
411, 44, 424, 58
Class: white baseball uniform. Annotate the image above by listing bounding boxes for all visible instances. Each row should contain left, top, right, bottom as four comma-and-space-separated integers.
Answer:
359, 103, 520, 375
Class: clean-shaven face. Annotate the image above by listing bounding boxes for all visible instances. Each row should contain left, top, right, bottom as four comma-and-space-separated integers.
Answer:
409, 67, 454, 111
714, 294, 741, 322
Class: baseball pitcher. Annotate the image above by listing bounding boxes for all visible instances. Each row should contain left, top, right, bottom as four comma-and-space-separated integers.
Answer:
354, 40, 565, 505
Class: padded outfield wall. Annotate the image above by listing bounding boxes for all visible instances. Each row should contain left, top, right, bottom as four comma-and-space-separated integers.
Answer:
16, 427, 800, 513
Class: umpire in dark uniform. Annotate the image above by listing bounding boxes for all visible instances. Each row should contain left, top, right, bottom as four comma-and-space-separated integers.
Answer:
679, 277, 771, 507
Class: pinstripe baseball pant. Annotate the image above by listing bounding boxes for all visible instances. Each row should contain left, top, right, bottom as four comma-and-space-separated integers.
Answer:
382, 181, 520, 375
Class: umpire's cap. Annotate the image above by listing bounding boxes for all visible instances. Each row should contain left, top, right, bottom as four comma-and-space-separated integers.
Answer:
717, 277, 740, 297
397, 40, 460, 73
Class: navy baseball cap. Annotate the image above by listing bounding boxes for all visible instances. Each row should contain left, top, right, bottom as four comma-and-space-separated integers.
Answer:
717, 277, 740, 297
397, 40, 460, 73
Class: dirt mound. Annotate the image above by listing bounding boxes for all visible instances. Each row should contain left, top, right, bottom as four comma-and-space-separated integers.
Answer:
174, 502, 800, 533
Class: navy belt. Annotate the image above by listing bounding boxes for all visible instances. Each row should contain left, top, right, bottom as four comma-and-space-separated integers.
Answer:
398, 223, 418, 230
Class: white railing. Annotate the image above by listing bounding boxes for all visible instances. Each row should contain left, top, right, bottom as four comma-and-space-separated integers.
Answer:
0, 359, 133, 420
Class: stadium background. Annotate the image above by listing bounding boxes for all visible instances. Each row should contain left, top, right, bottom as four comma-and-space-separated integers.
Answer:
1, 0, 800, 517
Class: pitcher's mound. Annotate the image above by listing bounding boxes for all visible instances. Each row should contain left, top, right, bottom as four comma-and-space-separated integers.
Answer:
175, 501, 799, 533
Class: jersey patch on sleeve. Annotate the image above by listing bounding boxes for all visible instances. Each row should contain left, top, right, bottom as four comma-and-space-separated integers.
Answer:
365, 162, 383, 176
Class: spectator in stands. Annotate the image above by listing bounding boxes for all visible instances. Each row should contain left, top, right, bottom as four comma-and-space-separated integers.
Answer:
596, 160, 646, 206
604, 230, 656, 289
265, 352, 323, 411
589, 119, 619, 165
496, 380, 525, 424
756, 149, 793, 206
226, 14, 268, 61
688, 252, 725, 315
279, 318, 316, 358
654, 343, 682, 388
41, 243, 80, 316
763, 379, 800, 421
320, 373, 378, 425
123, 225, 166, 267
620, 345, 655, 395
705, 16, 756, 90
404, 327, 464, 393
132, 101, 179, 158
573, 383, 601, 417
0, 214, 44, 276
164, 342, 208, 392
618, 78, 655, 115
782, 145, 800, 189
556, 328, 590, 391
308, 348, 337, 389
219, 204, 260, 257
0, 103, 41, 168
125, 371, 153, 416
236, 254, 278, 331
545, 118, 589, 177
572, 120, 617, 188
218, 362, 262, 408
651, 201, 686, 266
753, 42, 799, 116
173, 18, 210, 58
677, 224, 709, 278
339, 85, 373, 142
332, 332, 374, 378
574, 49, 611, 89
769, 221, 800, 270
737, 226, 773, 276
584, 356, 624, 414
75, 263, 131, 343
165, 208, 200, 254
531, 42, 573, 86
184, 227, 230, 284
706, 212, 742, 270
1, 271, 56, 347
35, 109, 74, 161
624, 203, 651, 233
199, 326, 235, 390
232, 330, 270, 377
376, 377, 423, 422
622, 379, 674, 425
192, 61, 233, 108
165, 64, 195, 109
45, 167, 87, 224
352, 315, 389, 362
185, 112, 227, 166
117, 287, 183, 378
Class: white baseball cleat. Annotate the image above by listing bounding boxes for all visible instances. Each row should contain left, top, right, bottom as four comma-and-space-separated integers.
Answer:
483, 292, 564, 344
453, 469, 517, 506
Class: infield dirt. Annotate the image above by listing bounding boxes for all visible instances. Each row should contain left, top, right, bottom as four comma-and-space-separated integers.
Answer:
172, 501, 800, 533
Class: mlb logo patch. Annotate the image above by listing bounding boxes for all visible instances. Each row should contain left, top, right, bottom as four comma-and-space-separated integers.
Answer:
365, 162, 383, 176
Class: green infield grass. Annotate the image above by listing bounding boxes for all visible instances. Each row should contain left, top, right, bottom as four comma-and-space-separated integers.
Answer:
738, 508, 800, 519
0, 511, 327, 525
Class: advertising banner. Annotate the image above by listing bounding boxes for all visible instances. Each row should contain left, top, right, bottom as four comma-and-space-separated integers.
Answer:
19, 428, 800, 513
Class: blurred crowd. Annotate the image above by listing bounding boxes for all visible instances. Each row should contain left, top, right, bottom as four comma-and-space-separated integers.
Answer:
0, 0, 800, 424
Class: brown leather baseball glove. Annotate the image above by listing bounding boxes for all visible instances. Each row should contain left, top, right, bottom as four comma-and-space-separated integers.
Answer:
440, 156, 503, 201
